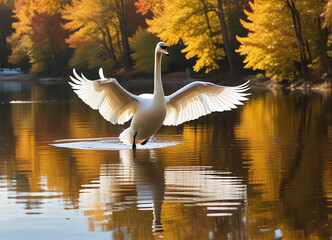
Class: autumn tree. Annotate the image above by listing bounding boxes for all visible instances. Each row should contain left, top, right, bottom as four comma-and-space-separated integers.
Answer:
30, 12, 70, 75
0, 1, 14, 67
63, 0, 121, 72
236, 1, 299, 80
7, 0, 71, 75
146, 0, 223, 73
237, 0, 331, 81
129, 28, 170, 73
139, 0, 249, 74
63, 0, 145, 73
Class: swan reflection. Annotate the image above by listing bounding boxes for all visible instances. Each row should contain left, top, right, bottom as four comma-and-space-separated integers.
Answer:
79, 150, 247, 235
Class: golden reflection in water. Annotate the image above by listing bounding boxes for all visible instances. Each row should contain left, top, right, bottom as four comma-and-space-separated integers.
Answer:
6, 85, 112, 206
156, 124, 223, 167
323, 124, 332, 225
235, 91, 332, 239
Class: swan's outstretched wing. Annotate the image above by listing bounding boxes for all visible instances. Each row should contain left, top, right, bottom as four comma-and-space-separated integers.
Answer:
69, 68, 139, 124
163, 81, 250, 126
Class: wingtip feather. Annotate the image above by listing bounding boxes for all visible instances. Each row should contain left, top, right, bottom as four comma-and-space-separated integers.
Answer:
99, 68, 105, 79
73, 68, 84, 82
68, 81, 76, 88
81, 72, 90, 82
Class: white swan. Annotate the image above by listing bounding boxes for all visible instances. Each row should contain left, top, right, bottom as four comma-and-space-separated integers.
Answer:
69, 42, 250, 149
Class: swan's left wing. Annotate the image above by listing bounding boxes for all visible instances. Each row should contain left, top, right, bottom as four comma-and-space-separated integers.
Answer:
69, 68, 139, 124
163, 81, 250, 126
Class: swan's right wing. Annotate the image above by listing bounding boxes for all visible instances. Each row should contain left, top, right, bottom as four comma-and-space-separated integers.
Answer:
164, 81, 250, 126
69, 68, 139, 124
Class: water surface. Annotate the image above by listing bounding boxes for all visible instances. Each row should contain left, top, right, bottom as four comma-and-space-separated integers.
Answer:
0, 80, 331, 239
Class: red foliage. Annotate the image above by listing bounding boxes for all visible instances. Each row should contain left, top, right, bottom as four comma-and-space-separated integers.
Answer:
135, 0, 152, 15
31, 12, 69, 50
126, 0, 147, 35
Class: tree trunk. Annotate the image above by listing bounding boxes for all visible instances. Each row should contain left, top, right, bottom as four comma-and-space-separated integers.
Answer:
116, 0, 131, 70
115, 24, 123, 56
105, 26, 121, 69
120, 23, 131, 70
200, 0, 214, 40
99, 27, 120, 69
317, 17, 331, 76
216, 0, 234, 74
285, 0, 308, 76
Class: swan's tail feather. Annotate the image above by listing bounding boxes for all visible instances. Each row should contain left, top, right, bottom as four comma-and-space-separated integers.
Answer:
119, 127, 145, 145
119, 127, 133, 145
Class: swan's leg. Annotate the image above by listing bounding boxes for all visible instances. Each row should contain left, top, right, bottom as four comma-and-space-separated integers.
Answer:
141, 138, 150, 145
132, 132, 137, 150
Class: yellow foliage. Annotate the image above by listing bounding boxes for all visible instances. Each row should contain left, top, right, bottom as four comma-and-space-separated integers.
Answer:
236, 0, 300, 80
7, 0, 69, 71
147, 0, 224, 73
237, 0, 328, 81
322, 1, 332, 30
63, 0, 122, 71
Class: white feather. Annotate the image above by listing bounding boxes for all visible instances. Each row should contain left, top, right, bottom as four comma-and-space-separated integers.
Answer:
69, 69, 139, 124
99, 68, 106, 79
163, 81, 250, 126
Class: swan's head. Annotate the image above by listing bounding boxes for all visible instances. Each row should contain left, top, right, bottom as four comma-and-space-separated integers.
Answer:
156, 42, 169, 56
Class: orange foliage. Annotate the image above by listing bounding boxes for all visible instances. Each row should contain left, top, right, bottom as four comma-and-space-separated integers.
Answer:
31, 12, 69, 50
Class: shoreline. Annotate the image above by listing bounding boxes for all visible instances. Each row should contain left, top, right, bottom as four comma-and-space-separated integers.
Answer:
0, 72, 331, 94
240, 75, 331, 94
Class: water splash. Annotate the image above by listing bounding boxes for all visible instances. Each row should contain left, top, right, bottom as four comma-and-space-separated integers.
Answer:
51, 136, 183, 150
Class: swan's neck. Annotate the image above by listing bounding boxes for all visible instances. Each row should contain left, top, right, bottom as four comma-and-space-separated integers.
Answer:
153, 52, 165, 100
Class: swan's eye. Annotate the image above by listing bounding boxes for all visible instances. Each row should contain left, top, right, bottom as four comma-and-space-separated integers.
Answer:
160, 45, 167, 50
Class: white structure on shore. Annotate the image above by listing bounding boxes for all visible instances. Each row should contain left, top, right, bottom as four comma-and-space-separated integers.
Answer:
0, 68, 21, 76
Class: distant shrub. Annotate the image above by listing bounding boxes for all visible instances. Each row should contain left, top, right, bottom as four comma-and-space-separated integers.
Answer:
129, 28, 170, 73
256, 73, 266, 80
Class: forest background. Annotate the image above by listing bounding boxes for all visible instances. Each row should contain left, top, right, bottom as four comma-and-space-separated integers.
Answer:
1, 0, 332, 83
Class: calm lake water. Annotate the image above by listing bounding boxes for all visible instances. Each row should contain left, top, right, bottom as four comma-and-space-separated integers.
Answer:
0, 79, 331, 239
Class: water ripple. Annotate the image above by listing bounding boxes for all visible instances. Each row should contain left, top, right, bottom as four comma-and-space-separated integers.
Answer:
51, 137, 183, 150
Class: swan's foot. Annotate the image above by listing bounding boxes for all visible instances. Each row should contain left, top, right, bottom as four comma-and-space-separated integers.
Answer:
141, 138, 150, 145
132, 132, 137, 150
